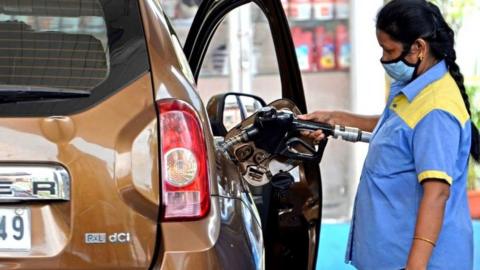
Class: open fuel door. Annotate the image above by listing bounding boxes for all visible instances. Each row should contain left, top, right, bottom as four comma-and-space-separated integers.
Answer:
184, 1, 328, 269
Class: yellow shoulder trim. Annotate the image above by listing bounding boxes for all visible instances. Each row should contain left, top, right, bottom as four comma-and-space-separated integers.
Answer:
418, 170, 453, 185
391, 74, 469, 129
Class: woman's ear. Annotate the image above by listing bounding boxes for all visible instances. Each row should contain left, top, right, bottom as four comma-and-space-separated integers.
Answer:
412, 38, 428, 59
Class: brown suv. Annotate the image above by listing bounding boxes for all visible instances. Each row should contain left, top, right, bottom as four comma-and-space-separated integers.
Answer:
0, 0, 324, 269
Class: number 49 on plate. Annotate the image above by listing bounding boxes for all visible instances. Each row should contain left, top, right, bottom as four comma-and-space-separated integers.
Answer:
0, 208, 31, 251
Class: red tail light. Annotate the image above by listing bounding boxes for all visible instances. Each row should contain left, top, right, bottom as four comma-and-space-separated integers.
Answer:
158, 99, 210, 221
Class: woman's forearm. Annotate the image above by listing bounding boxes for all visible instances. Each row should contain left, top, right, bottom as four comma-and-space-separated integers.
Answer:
298, 111, 380, 141
333, 111, 380, 132
406, 180, 450, 269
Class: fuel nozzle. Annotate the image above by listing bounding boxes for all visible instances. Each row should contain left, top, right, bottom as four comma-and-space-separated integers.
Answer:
332, 125, 372, 143
292, 116, 371, 143
222, 125, 259, 151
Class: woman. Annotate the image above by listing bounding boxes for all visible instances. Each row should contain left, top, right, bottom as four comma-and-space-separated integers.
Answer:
299, 0, 478, 269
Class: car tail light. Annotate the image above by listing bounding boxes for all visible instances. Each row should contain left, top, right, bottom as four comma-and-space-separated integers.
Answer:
158, 99, 210, 221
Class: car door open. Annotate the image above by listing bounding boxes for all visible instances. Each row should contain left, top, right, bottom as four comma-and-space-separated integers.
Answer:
184, 1, 328, 269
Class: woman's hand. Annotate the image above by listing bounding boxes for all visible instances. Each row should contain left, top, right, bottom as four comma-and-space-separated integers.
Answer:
297, 111, 337, 143
298, 111, 381, 144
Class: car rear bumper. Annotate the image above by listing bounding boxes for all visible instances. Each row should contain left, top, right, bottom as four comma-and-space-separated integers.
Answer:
153, 196, 264, 270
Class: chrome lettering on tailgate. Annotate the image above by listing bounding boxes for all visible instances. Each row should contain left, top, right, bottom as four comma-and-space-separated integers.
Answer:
84, 232, 130, 244
85, 233, 107, 244
0, 164, 70, 202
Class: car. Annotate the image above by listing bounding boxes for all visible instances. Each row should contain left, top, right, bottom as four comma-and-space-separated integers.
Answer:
0, 0, 326, 269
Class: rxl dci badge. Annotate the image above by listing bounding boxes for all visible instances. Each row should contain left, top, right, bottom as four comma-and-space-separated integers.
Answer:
85, 232, 130, 244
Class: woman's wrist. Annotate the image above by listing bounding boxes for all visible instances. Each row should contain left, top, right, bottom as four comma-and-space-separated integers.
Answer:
406, 254, 428, 270
405, 263, 427, 270
327, 111, 345, 126
334, 111, 380, 132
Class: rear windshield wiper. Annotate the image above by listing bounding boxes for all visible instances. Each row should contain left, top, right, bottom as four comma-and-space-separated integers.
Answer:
0, 86, 91, 104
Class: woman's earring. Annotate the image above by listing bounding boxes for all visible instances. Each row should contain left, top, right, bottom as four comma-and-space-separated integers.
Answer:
419, 54, 424, 61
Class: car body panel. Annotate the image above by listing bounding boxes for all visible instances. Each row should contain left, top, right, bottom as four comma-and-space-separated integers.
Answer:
0, 74, 158, 268
160, 196, 263, 270
140, 2, 264, 268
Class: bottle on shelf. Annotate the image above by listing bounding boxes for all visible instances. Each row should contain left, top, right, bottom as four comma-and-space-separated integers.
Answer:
289, 0, 312, 21
312, 0, 335, 21
335, 23, 350, 69
315, 26, 336, 71
292, 27, 315, 71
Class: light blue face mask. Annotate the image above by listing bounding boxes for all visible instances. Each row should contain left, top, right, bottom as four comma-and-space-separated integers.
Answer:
381, 52, 420, 83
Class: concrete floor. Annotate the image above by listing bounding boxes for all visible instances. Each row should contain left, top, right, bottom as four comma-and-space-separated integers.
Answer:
316, 221, 480, 270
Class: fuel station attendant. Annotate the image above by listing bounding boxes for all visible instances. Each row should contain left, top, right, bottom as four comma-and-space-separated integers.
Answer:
299, 1, 478, 269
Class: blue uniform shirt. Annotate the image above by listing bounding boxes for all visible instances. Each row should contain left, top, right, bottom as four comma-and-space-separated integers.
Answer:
346, 60, 474, 270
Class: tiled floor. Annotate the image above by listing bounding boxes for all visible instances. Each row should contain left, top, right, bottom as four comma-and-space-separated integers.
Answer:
316, 221, 480, 270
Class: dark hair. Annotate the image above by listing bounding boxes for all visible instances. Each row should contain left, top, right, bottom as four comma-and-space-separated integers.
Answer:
377, 0, 480, 162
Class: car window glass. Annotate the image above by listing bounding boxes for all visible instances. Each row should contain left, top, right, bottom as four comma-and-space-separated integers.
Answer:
221, 94, 264, 130
0, 0, 149, 116
240, 95, 263, 117
223, 94, 242, 130
0, 1, 108, 92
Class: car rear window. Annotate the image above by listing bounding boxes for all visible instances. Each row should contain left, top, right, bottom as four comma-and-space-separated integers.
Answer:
0, 0, 149, 116
0, 1, 108, 92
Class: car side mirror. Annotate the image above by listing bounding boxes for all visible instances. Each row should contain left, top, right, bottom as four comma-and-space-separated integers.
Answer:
206, 92, 266, 136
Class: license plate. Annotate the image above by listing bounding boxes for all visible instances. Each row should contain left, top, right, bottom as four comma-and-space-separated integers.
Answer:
0, 208, 31, 251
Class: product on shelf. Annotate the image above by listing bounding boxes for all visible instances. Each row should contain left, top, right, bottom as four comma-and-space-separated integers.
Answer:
335, 0, 349, 19
281, 0, 290, 17
315, 26, 336, 70
289, 0, 312, 21
312, 0, 335, 20
292, 27, 314, 71
335, 23, 350, 69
